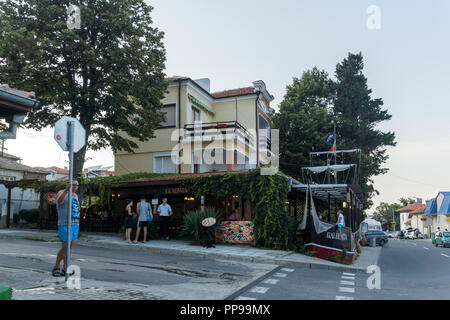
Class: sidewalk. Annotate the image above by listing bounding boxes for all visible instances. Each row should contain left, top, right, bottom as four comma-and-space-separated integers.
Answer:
0, 228, 381, 273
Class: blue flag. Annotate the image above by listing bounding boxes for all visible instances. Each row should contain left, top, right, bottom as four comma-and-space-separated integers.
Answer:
326, 132, 335, 145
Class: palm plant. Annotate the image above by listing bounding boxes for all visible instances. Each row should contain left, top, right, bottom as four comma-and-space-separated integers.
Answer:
182, 207, 221, 247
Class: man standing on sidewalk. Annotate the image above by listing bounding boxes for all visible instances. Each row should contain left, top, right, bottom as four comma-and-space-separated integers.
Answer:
157, 197, 172, 240
52, 180, 80, 277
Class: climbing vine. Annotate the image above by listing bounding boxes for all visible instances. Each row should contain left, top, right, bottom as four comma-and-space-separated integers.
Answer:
179, 168, 291, 250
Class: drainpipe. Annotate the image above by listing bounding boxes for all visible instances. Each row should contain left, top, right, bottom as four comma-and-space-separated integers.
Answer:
178, 79, 182, 174
0, 114, 27, 139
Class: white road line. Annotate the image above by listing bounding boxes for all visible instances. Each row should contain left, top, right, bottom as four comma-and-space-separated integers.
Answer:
262, 278, 280, 285
339, 287, 355, 293
412, 243, 417, 246
340, 280, 355, 286
342, 272, 355, 276
249, 287, 270, 294
441, 254, 450, 258
280, 268, 295, 272
235, 296, 256, 300
424, 247, 430, 250
273, 272, 287, 278
335, 296, 354, 300
341, 276, 355, 280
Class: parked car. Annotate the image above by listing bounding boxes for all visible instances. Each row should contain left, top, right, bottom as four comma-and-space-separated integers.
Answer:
405, 229, 416, 239
435, 232, 450, 248
364, 230, 389, 247
386, 231, 398, 238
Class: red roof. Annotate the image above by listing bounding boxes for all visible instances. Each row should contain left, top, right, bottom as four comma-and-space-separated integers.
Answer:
397, 203, 426, 213
0, 84, 35, 99
34, 166, 69, 175
112, 170, 249, 185
211, 87, 255, 99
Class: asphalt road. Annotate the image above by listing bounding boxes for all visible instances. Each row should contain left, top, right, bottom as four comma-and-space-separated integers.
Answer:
227, 239, 450, 300
0, 238, 276, 299
1, 238, 449, 300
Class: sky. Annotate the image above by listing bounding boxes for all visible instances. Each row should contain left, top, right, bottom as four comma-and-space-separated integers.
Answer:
4, 0, 450, 213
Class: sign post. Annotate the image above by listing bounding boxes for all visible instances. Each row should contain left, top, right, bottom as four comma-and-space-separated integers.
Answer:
54, 116, 86, 282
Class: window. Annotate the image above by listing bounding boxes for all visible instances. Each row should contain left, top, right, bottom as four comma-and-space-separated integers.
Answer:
160, 104, 176, 127
192, 106, 201, 123
0, 176, 15, 181
154, 154, 177, 173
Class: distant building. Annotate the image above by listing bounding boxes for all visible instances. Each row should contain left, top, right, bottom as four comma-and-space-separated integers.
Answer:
396, 202, 427, 233
423, 192, 450, 236
83, 165, 114, 178
34, 166, 69, 181
0, 152, 47, 227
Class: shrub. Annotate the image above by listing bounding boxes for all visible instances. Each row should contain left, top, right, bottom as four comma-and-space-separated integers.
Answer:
182, 207, 221, 247
18, 209, 40, 224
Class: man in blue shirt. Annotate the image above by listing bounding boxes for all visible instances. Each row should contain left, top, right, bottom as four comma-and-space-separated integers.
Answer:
157, 197, 172, 240
52, 180, 80, 277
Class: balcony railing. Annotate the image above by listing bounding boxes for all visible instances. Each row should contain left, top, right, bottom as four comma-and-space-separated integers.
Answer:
184, 121, 254, 146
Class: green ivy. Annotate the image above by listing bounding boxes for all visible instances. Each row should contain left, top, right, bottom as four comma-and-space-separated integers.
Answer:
179, 168, 291, 250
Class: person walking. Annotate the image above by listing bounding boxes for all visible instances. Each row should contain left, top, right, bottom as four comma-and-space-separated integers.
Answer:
124, 199, 135, 243
133, 196, 150, 243
157, 197, 172, 240
51, 180, 80, 277
336, 210, 345, 236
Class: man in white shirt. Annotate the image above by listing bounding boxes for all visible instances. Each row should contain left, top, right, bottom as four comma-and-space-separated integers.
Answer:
336, 210, 345, 236
157, 197, 172, 240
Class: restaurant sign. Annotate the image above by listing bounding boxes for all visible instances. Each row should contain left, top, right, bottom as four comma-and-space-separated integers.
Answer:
164, 187, 188, 194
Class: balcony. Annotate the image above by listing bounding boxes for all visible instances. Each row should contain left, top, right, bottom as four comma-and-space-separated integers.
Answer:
183, 121, 254, 146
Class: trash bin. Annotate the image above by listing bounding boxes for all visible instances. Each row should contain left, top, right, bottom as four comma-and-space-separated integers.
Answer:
0, 286, 12, 300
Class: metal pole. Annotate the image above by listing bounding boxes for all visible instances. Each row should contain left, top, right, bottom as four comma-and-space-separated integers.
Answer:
65, 121, 74, 281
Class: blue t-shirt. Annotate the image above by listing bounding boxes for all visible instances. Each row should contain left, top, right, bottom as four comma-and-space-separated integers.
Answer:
138, 202, 150, 222
56, 192, 80, 226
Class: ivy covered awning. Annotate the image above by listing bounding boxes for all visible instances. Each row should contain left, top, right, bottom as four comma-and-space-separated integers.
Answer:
188, 94, 215, 115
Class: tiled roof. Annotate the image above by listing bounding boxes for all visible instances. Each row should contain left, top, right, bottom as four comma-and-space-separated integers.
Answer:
0, 152, 21, 161
396, 203, 425, 213
35, 166, 69, 175
112, 170, 249, 185
211, 87, 256, 99
0, 156, 46, 175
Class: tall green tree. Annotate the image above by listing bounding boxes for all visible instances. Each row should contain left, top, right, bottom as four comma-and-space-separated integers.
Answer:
272, 67, 334, 178
0, 0, 167, 177
373, 197, 415, 230
333, 53, 396, 209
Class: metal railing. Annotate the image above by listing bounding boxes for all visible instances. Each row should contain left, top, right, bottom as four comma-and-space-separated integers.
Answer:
184, 121, 254, 145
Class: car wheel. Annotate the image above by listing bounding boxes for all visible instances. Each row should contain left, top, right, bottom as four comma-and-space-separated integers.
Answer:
379, 239, 385, 247
435, 243, 438, 247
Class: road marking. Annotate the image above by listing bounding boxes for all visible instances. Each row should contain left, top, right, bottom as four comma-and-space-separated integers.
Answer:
335, 296, 354, 300
262, 278, 280, 285
340, 280, 355, 286
423, 247, 429, 250
412, 243, 417, 246
235, 296, 256, 300
341, 276, 355, 280
342, 272, 355, 276
441, 254, 450, 258
273, 272, 287, 278
249, 287, 269, 294
280, 268, 295, 272
339, 287, 355, 293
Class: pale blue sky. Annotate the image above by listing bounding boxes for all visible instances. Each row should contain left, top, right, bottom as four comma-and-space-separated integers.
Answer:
7, 0, 450, 212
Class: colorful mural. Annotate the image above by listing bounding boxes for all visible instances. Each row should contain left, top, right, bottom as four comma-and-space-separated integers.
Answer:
221, 221, 254, 244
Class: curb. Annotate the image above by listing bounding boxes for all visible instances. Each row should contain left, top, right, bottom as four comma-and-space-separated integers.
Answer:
0, 232, 369, 273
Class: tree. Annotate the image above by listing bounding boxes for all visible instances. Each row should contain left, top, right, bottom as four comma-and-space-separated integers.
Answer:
333, 53, 396, 209
373, 197, 415, 230
0, 0, 167, 177
272, 68, 334, 178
